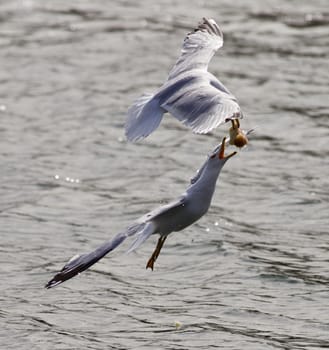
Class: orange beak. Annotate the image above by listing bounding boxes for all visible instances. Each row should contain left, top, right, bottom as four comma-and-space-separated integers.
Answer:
219, 137, 237, 160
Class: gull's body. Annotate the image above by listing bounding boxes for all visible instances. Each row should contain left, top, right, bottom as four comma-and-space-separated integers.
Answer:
125, 18, 243, 142
45, 138, 237, 289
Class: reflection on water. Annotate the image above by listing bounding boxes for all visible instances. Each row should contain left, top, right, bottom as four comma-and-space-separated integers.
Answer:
0, 0, 328, 349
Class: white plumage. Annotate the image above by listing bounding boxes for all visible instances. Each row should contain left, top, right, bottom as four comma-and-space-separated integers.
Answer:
125, 18, 243, 142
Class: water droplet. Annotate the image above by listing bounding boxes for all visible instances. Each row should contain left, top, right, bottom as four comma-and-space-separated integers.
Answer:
205, 227, 210, 232
0, 105, 6, 111
65, 177, 70, 182
54, 174, 60, 180
214, 221, 219, 226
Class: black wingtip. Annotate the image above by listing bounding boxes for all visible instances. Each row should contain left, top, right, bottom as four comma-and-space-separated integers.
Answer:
44, 226, 138, 290
194, 18, 223, 38
45, 270, 68, 289
45, 268, 74, 289
44, 254, 84, 290
45, 278, 63, 289
44, 250, 104, 290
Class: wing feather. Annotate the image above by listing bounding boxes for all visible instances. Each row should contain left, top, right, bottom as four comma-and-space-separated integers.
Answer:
161, 82, 241, 134
168, 18, 223, 79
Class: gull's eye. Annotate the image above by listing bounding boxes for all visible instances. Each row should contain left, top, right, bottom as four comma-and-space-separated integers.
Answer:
210, 154, 216, 159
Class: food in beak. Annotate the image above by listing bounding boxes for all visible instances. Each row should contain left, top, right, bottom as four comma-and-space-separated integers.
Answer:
229, 119, 248, 148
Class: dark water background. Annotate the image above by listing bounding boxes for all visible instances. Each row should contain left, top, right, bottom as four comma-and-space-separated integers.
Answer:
1, 0, 328, 349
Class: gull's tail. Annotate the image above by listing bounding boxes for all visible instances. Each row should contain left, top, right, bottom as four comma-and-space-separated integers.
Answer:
125, 93, 164, 142
45, 222, 155, 289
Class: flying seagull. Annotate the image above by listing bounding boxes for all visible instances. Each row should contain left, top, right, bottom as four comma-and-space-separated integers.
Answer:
46, 136, 241, 289
125, 17, 248, 147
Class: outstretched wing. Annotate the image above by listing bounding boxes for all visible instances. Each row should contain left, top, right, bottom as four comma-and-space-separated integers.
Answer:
45, 197, 187, 289
161, 79, 242, 134
45, 222, 153, 289
168, 18, 223, 80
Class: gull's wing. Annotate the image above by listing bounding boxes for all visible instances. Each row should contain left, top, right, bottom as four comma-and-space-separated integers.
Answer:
45, 222, 153, 289
137, 196, 186, 224
168, 18, 223, 80
160, 79, 241, 134
128, 196, 187, 251
45, 198, 186, 288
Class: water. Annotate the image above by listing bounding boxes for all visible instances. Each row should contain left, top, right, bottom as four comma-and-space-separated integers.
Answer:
1, 0, 328, 349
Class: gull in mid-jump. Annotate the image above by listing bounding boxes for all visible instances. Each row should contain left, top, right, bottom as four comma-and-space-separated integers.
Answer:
125, 17, 248, 147
45, 137, 239, 289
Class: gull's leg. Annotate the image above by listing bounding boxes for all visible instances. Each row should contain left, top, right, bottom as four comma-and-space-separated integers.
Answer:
229, 119, 238, 145
230, 118, 239, 130
146, 236, 167, 270
236, 118, 240, 128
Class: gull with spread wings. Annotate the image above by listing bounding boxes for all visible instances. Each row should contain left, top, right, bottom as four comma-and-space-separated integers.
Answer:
125, 17, 248, 147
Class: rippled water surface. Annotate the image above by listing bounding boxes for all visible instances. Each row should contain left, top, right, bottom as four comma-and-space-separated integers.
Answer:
1, 0, 329, 349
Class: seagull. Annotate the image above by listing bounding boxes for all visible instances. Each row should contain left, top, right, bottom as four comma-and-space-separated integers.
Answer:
45, 136, 240, 289
125, 17, 248, 147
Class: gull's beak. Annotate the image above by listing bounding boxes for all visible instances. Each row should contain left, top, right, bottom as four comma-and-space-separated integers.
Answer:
219, 137, 237, 160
